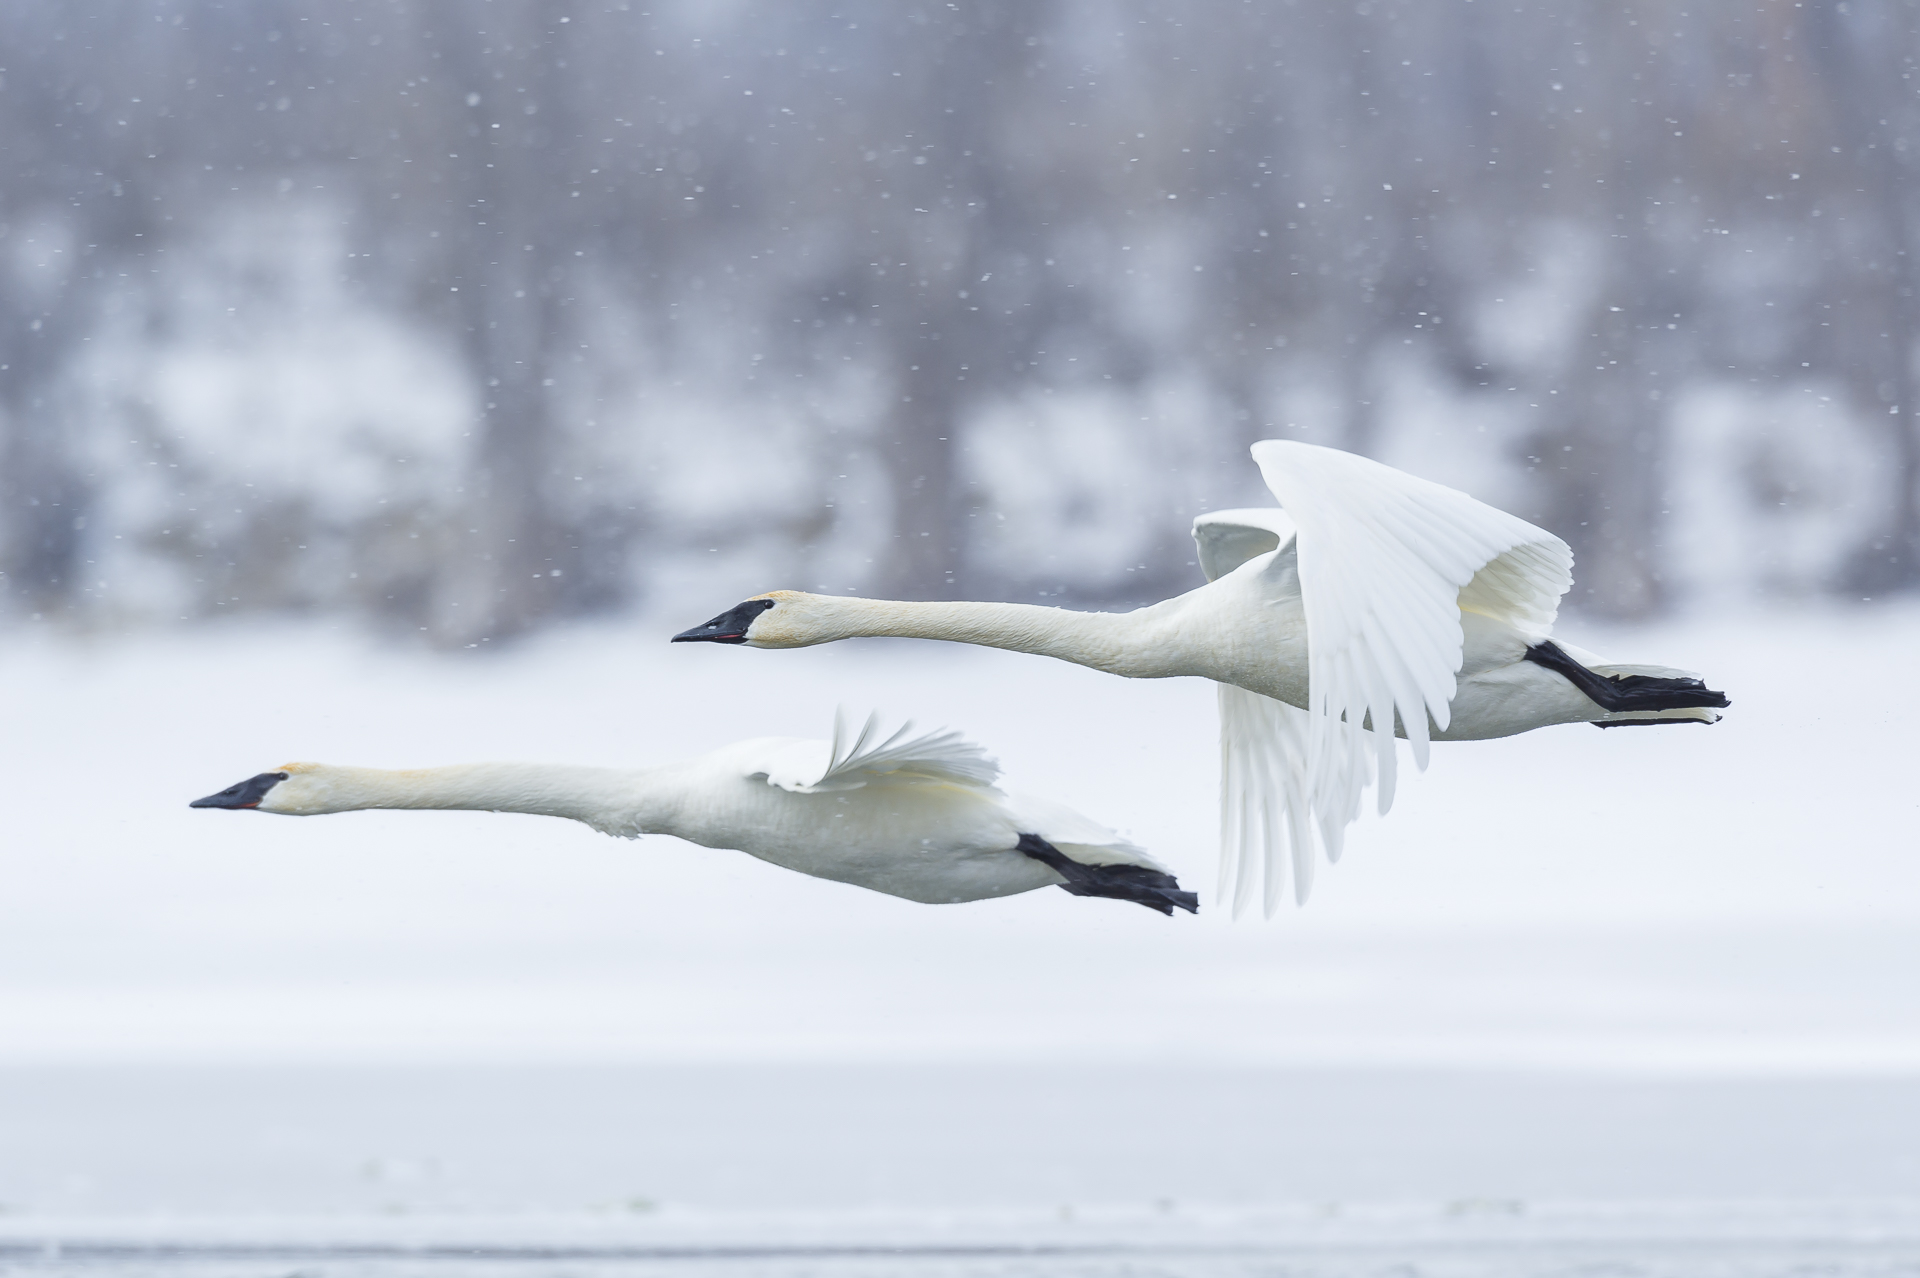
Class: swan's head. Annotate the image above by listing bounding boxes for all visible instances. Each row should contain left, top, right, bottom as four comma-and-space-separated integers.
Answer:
188, 762, 326, 814
672, 590, 839, 648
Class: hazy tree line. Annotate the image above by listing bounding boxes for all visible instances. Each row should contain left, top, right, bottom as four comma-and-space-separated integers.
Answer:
1, 0, 1915, 644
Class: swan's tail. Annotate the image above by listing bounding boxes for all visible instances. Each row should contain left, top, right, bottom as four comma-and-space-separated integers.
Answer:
1015, 834, 1199, 916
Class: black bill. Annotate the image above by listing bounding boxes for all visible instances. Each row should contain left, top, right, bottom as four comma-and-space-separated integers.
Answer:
672, 598, 775, 644
189, 771, 290, 810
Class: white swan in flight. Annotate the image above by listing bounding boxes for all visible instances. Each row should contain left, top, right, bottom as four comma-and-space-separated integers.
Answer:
188, 711, 1197, 915
674, 440, 1729, 916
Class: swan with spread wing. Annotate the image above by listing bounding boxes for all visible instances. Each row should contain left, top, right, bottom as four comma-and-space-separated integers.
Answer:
189, 711, 1197, 915
674, 441, 1729, 916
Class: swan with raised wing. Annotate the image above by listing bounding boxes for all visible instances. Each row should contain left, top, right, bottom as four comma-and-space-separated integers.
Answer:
189, 711, 1197, 915
673, 441, 1729, 915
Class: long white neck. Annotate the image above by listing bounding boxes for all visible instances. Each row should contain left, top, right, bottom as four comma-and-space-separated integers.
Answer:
268, 763, 680, 837
791, 595, 1184, 677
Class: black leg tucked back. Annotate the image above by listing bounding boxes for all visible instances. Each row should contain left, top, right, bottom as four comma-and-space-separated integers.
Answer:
1015, 833, 1200, 916
1523, 640, 1730, 717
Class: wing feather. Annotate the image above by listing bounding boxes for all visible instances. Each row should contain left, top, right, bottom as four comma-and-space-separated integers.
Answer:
761, 709, 1000, 793
1196, 507, 1357, 913
1253, 440, 1572, 841
1218, 683, 1327, 914
1195, 444, 1573, 916
1192, 508, 1296, 582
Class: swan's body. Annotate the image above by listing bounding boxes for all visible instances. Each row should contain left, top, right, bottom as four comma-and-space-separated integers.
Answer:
676, 441, 1728, 915
190, 714, 1197, 914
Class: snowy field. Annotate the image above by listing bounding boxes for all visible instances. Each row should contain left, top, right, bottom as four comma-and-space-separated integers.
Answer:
3, 603, 1920, 1274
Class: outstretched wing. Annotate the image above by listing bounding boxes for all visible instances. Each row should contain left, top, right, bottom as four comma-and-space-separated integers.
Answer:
1251, 440, 1572, 825
760, 709, 1001, 794
1192, 507, 1340, 913
1192, 507, 1296, 583
1217, 681, 1312, 914
1196, 447, 1572, 915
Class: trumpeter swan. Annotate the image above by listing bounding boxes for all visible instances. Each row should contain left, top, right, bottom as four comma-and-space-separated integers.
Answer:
189, 711, 1197, 915
674, 440, 1728, 916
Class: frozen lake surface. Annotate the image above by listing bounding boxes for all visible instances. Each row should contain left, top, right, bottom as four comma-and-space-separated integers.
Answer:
8, 1220, 1920, 1278
3, 1065, 1919, 1277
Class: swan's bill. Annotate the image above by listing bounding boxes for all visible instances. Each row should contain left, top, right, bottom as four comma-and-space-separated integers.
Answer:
672, 597, 775, 644
189, 771, 289, 810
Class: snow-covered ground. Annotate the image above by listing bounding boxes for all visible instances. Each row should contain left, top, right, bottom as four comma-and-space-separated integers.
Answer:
2, 605, 1918, 1270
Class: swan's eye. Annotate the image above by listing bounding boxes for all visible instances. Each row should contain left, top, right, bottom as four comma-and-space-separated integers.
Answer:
671, 598, 776, 644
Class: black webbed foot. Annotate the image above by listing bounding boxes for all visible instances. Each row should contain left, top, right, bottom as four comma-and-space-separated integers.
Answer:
1015, 833, 1199, 916
1524, 640, 1730, 715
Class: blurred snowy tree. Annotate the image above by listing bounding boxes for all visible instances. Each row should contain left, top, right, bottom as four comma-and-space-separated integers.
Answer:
2, 0, 1916, 639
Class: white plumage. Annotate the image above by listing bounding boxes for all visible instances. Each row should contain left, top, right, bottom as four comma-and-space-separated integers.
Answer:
1252, 440, 1572, 813
677, 441, 1729, 917
189, 711, 1197, 915
1196, 442, 1582, 913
